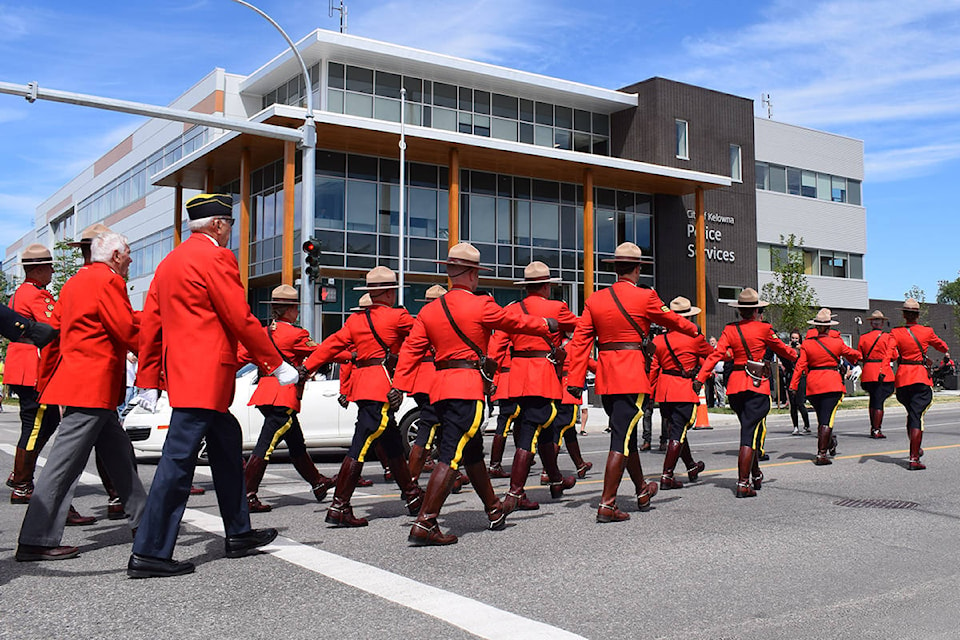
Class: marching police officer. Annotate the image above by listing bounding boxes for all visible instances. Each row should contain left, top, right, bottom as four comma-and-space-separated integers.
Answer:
242, 285, 336, 512
566, 242, 698, 522
301, 266, 423, 527
392, 243, 557, 545
406, 285, 448, 483
696, 288, 796, 498
648, 297, 712, 489
858, 310, 896, 439
790, 308, 861, 466
890, 298, 949, 470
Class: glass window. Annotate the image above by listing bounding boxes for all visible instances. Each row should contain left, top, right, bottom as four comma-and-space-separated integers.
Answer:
848, 180, 861, 206
573, 109, 590, 133
634, 214, 652, 254
409, 163, 437, 188
432, 107, 456, 131
554, 129, 572, 150
380, 158, 400, 184
492, 94, 518, 119
519, 99, 534, 123
769, 165, 786, 192
531, 202, 559, 248
573, 132, 591, 154
532, 180, 559, 202
346, 181, 377, 231
513, 200, 530, 245
832, 176, 847, 202
348, 154, 378, 181
730, 144, 742, 182
786, 167, 801, 195
817, 173, 831, 200
468, 195, 496, 243
596, 209, 616, 254
555, 106, 573, 130
849, 254, 863, 279
471, 171, 496, 195
344, 92, 373, 118
374, 97, 401, 122
534, 126, 553, 147
346, 66, 373, 94
458, 112, 473, 134
675, 120, 688, 159
315, 177, 345, 230
474, 90, 490, 115
801, 170, 817, 198
757, 244, 771, 271
473, 115, 490, 137
375, 71, 401, 99
560, 205, 576, 250
379, 184, 400, 233
519, 123, 534, 144
491, 118, 518, 141
402, 76, 423, 102
408, 187, 437, 238
403, 102, 421, 125
433, 83, 457, 108
459, 87, 473, 111
756, 162, 768, 189
535, 102, 553, 126
327, 89, 344, 113
328, 62, 345, 89
592, 113, 610, 136
497, 198, 512, 243
346, 232, 376, 255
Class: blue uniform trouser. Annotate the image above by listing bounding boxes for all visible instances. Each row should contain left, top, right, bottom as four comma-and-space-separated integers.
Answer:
132, 408, 250, 560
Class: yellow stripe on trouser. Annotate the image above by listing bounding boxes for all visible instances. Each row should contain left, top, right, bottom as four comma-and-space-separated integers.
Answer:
558, 405, 580, 447
425, 423, 439, 449
503, 404, 520, 437
827, 396, 842, 428
25, 404, 46, 451
752, 397, 771, 453
530, 401, 558, 455
357, 402, 391, 462
919, 392, 933, 431
264, 409, 295, 460
679, 407, 697, 444
626, 393, 646, 453
451, 401, 485, 471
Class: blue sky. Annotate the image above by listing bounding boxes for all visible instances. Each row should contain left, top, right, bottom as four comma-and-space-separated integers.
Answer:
1, 0, 958, 300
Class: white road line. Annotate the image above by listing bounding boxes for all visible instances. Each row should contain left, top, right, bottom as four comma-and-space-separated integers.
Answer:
0, 443, 586, 640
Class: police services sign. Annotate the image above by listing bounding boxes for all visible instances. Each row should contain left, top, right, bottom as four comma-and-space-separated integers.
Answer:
686, 209, 736, 263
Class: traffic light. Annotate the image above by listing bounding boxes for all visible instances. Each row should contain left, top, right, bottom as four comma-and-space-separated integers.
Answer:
303, 238, 321, 283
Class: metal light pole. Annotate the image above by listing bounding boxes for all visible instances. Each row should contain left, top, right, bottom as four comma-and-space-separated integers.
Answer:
398, 87, 407, 306
230, 0, 317, 336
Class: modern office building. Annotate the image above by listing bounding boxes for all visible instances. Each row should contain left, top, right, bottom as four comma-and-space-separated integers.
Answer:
3, 29, 867, 341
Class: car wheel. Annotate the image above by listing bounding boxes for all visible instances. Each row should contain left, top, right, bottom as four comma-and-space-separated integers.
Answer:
398, 408, 422, 457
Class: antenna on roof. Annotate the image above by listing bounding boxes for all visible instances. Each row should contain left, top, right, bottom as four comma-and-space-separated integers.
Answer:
329, 0, 348, 33
761, 93, 773, 119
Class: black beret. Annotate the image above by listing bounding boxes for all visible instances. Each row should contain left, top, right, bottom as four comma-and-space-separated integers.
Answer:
186, 193, 234, 221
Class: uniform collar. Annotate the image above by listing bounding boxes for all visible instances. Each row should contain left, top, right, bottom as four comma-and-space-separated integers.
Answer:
197, 232, 220, 247
25, 278, 47, 289
451, 284, 474, 293
525, 292, 547, 300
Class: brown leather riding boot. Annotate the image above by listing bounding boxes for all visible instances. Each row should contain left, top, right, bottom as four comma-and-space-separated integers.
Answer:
735, 446, 756, 498
814, 426, 832, 466
9, 448, 38, 504
502, 449, 539, 514
750, 449, 763, 490
870, 409, 887, 438
660, 440, 684, 489
291, 452, 335, 503
388, 456, 424, 515
408, 444, 429, 482
244, 455, 272, 512
487, 434, 509, 478
680, 440, 705, 482
325, 457, 368, 527
540, 442, 576, 499
565, 436, 593, 477
408, 463, 458, 546
626, 450, 658, 510
597, 451, 629, 522
908, 428, 926, 470
463, 461, 506, 531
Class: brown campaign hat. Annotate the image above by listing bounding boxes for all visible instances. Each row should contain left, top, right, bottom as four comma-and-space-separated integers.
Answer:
440, 242, 493, 272
67, 222, 112, 247
807, 307, 840, 326
669, 296, 701, 317
270, 284, 299, 304
354, 266, 399, 291
349, 293, 373, 312
19, 244, 53, 266
601, 242, 644, 263
415, 284, 447, 302
514, 261, 562, 286
185, 193, 234, 221
902, 298, 921, 312
727, 287, 770, 308
868, 309, 888, 321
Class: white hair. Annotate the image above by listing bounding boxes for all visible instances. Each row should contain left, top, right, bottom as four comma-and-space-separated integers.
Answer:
187, 216, 218, 232
91, 231, 129, 264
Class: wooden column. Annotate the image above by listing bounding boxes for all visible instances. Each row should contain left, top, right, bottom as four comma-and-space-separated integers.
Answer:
281, 141, 296, 286
204, 168, 215, 193
239, 148, 252, 291
695, 186, 706, 328
583, 169, 595, 300
173, 183, 183, 247
448, 147, 460, 249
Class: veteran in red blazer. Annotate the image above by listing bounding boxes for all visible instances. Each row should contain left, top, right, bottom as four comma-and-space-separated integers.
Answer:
130, 194, 295, 579
17, 232, 147, 562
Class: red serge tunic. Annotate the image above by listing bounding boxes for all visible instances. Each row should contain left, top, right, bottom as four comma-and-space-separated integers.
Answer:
696, 319, 796, 396
857, 330, 896, 384
789, 335, 861, 395
4, 279, 55, 387
502, 294, 578, 400
890, 323, 950, 388
649, 331, 714, 403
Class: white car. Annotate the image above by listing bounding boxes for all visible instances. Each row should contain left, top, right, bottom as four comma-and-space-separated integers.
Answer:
123, 363, 422, 459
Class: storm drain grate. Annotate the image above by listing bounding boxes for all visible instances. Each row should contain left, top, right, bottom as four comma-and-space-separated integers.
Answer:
834, 498, 919, 509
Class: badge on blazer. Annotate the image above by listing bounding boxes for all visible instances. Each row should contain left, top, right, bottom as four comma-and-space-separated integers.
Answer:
661, 305, 670, 312
45, 311, 52, 318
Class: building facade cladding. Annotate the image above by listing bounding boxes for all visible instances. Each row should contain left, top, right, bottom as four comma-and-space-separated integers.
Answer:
613, 78, 758, 339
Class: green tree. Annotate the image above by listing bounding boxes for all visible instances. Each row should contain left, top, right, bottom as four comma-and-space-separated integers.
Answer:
50, 240, 82, 298
937, 273, 960, 344
760, 234, 819, 333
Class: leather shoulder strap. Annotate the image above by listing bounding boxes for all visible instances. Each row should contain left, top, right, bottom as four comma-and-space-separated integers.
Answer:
905, 326, 926, 358
812, 336, 841, 365
608, 287, 646, 341
733, 323, 754, 361
663, 334, 686, 375
440, 295, 483, 358
364, 308, 391, 357
862, 332, 884, 361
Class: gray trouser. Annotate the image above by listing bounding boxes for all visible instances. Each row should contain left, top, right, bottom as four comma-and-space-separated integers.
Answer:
18, 407, 146, 547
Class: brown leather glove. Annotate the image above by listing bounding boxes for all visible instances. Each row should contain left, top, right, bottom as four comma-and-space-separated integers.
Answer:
566, 385, 583, 400
387, 388, 403, 412
692, 379, 703, 395
545, 317, 559, 334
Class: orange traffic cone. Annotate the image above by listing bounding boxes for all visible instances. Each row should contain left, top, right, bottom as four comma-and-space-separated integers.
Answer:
692, 383, 712, 430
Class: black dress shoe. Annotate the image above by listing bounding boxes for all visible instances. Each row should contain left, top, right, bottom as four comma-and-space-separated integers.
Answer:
127, 553, 195, 579
16, 544, 80, 562
225, 528, 278, 558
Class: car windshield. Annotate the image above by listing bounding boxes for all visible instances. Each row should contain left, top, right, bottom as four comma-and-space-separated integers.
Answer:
236, 363, 257, 378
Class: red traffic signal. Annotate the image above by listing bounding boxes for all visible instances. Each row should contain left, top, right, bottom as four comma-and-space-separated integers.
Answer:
302, 238, 321, 282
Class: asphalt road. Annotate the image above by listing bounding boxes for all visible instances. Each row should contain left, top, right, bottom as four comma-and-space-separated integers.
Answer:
2, 399, 960, 640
